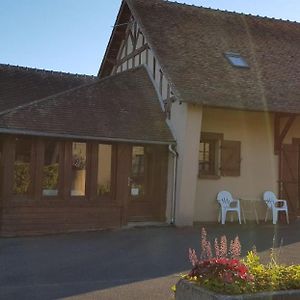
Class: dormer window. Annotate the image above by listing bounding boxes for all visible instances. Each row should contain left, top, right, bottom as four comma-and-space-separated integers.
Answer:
224, 52, 249, 68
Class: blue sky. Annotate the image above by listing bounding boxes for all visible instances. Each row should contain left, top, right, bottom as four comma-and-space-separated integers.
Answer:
1, 0, 299, 75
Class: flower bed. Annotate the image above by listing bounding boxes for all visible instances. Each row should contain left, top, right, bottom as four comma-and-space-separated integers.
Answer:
176, 279, 300, 300
175, 228, 300, 299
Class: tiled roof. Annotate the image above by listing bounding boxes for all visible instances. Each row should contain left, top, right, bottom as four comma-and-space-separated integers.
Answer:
0, 64, 96, 112
124, 0, 300, 113
0, 66, 174, 144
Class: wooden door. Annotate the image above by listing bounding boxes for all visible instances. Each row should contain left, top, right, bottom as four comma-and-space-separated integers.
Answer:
279, 144, 299, 217
127, 145, 167, 222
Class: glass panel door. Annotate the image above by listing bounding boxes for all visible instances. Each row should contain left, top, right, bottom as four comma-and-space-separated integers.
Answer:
130, 146, 146, 199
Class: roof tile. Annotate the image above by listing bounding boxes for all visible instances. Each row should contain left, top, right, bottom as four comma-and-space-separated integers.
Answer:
0, 64, 96, 112
0, 66, 174, 144
125, 0, 300, 113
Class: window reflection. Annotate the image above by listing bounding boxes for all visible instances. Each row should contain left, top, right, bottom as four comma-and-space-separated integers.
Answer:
132, 146, 145, 176
43, 141, 60, 196
13, 138, 31, 195
97, 144, 112, 196
71, 142, 86, 196
131, 146, 145, 197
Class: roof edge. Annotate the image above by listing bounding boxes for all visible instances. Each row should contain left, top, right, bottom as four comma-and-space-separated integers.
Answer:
162, 0, 300, 24
98, 1, 130, 77
0, 63, 96, 78
184, 101, 300, 115
0, 128, 175, 145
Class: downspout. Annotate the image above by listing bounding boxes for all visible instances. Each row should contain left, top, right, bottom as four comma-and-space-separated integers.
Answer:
168, 144, 178, 225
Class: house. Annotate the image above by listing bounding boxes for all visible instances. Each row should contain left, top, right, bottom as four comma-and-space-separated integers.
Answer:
1, 0, 300, 236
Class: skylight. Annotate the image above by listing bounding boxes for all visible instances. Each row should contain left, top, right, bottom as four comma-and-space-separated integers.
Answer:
224, 52, 249, 68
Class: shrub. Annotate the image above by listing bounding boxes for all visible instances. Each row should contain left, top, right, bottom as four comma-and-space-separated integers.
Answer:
43, 164, 59, 189
184, 228, 300, 295
13, 162, 31, 194
244, 250, 300, 292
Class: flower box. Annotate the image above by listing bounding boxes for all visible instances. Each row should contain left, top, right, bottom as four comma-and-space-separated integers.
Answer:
176, 278, 300, 300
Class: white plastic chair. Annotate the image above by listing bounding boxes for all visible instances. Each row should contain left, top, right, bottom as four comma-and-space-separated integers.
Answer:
263, 191, 289, 225
217, 191, 242, 225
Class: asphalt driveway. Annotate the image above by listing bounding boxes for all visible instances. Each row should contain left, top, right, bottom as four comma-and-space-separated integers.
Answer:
1, 222, 300, 300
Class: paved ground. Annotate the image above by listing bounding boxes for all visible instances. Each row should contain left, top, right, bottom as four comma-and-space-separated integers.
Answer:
1, 222, 300, 300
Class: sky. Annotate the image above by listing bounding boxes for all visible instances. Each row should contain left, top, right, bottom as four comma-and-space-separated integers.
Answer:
0, 0, 299, 75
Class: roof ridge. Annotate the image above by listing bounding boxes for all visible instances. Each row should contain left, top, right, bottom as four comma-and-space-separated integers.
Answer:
0, 63, 96, 79
0, 65, 147, 117
162, 0, 300, 25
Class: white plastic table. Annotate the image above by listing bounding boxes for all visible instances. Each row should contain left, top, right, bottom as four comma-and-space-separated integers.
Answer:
240, 198, 260, 224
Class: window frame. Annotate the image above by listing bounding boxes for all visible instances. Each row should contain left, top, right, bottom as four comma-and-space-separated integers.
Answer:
198, 132, 223, 179
40, 139, 64, 201
6, 137, 119, 204
94, 142, 117, 202
224, 52, 249, 68
129, 145, 150, 201
12, 136, 36, 200
69, 141, 89, 199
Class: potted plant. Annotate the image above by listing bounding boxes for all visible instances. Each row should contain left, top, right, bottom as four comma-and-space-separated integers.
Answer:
175, 228, 300, 299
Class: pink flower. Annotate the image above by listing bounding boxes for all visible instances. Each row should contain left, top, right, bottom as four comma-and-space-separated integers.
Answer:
220, 235, 228, 258
189, 248, 198, 267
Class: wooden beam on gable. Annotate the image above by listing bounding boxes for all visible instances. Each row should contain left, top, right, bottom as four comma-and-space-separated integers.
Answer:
116, 43, 149, 67
98, 2, 132, 78
106, 58, 117, 65
274, 113, 297, 155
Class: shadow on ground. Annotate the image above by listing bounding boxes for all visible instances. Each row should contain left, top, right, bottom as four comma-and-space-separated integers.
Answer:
1, 222, 300, 299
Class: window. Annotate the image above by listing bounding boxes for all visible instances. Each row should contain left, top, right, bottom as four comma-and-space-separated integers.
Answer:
224, 52, 249, 68
131, 146, 145, 197
132, 146, 145, 177
71, 142, 87, 196
199, 133, 221, 177
42, 141, 60, 197
199, 133, 241, 178
199, 140, 215, 175
13, 137, 32, 195
97, 144, 112, 196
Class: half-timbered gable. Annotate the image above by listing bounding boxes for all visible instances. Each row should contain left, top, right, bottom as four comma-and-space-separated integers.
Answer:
99, 2, 173, 113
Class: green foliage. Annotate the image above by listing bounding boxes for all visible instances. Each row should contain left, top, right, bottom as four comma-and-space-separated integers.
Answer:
244, 251, 300, 293
13, 162, 31, 194
43, 164, 59, 189
97, 184, 110, 196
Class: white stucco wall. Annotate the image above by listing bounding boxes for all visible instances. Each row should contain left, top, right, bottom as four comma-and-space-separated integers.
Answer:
195, 107, 279, 222
168, 102, 203, 226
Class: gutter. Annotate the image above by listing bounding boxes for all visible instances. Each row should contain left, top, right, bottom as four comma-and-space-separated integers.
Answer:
0, 128, 175, 146
168, 144, 178, 225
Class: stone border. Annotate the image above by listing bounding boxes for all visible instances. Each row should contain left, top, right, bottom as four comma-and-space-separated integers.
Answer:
176, 279, 300, 300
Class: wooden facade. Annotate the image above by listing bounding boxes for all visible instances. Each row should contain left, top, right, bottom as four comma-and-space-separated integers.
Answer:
274, 113, 299, 221
0, 135, 169, 236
